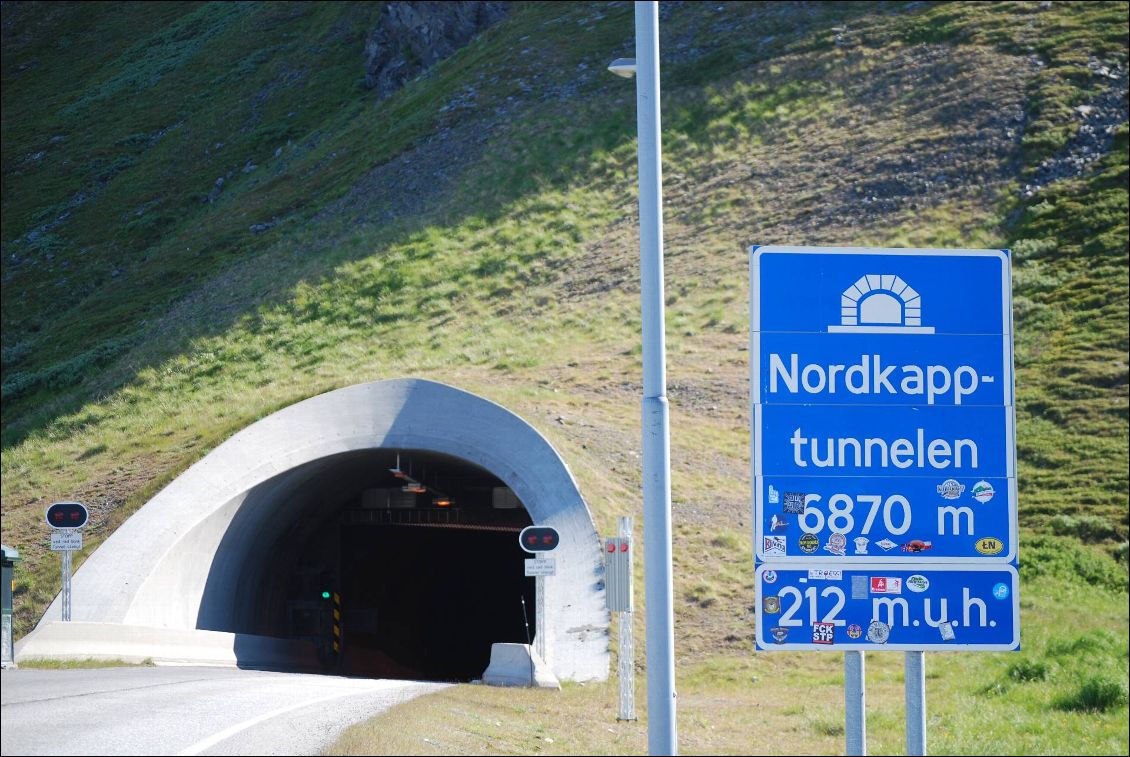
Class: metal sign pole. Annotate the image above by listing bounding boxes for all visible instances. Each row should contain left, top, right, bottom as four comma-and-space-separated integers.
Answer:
618, 516, 637, 721
61, 549, 72, 622
906, 651, 927, 755
633, 2, 677, 753
619, 611, 637, 720
845, 651, 866, 755
520, 594, 533, 685
535, 555, 547, 664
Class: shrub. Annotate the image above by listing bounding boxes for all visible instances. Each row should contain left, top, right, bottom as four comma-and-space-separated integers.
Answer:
1056, 676, 1129, 712
1007, 658, 1050, 683
1047, 513, 1123, 542
1020, 535, 1129, 593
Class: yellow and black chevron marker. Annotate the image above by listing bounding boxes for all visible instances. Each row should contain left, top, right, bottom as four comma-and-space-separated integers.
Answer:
331, 591, 342, 659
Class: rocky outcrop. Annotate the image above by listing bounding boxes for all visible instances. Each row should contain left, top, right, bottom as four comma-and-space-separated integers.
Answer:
363, 1, 508, 100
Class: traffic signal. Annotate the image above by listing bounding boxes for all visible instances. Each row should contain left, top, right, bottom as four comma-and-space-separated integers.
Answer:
45, 502, 88, 529
519, 526, 560, 553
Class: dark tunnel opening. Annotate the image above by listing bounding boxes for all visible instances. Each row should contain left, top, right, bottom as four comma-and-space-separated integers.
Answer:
205, 448, 536, 681
339, 524, 535, 680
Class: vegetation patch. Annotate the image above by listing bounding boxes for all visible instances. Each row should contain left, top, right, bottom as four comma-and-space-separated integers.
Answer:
16, 656, 154, 669
1056, 676, 1129, 713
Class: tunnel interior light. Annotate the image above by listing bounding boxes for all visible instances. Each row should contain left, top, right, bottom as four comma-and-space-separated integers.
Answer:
388, 454, 455, 502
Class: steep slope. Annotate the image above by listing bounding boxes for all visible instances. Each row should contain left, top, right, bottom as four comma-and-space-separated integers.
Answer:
1, 2, 1127, 751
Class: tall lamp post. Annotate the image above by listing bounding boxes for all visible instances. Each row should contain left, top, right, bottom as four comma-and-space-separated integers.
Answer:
609, 2, 677, 754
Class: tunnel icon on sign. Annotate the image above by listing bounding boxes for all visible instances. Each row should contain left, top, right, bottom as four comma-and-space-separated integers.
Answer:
828, 274, 936, 334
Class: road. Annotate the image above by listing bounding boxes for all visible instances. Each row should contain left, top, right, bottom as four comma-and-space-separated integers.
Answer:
0, 666, 446, 756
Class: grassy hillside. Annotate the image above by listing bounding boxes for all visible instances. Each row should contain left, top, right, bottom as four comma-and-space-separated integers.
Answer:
2, 1, 1127, 753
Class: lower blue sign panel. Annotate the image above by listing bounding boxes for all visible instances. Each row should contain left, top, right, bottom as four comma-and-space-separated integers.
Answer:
755, 563, 1019, 651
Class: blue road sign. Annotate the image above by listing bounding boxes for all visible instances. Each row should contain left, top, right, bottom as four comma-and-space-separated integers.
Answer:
750, 246, 1018, 565
755, 564, 1020, 651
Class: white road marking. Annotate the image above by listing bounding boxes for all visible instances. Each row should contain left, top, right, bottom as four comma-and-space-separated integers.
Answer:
176, 686, 382, 756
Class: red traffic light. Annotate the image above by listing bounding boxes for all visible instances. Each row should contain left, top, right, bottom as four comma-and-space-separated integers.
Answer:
519, 526, 560, 553
45, 502, 89, 529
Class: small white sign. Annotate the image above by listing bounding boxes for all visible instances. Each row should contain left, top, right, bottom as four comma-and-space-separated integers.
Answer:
524, 558, 556, 577
50, 530, 82, 551
807, 569, 843, 581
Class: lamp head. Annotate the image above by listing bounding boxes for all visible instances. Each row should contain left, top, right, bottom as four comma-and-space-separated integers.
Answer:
607, 58, 637, 78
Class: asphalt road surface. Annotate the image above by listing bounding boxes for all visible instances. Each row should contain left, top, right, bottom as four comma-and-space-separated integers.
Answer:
0, 666, 446, 756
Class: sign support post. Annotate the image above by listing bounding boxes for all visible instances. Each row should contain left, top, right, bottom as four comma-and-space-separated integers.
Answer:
906, 651, 927, 755
617, 516, 637, 721
61, 549, 72, 622
845, 650, 866, 755
535, 554, 547, 664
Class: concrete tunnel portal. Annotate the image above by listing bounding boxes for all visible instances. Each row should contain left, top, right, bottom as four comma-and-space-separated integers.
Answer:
20, 379, 610, 682
205, 448, 539, 681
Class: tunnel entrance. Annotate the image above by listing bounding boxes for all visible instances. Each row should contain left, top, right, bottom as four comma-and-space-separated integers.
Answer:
34, 379, 609, 681
239, 448, 536, 681
339, 523, 533, 680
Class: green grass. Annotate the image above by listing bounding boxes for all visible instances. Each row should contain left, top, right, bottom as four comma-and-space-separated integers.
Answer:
1, 1, 1127, 754
331, 562, 1127, 755
16, 656, 154, 669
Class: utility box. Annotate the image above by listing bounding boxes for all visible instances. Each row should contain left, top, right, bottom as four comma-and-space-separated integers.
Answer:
2, 544, 20, 667
604, 536, 633, 612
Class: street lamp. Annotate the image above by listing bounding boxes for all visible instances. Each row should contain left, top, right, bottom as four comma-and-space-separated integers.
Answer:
609, 3, 677, 755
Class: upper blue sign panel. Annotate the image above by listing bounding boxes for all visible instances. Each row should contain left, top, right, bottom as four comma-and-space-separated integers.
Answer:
751, 247, 1012, 337
750, 245, 1018, 567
